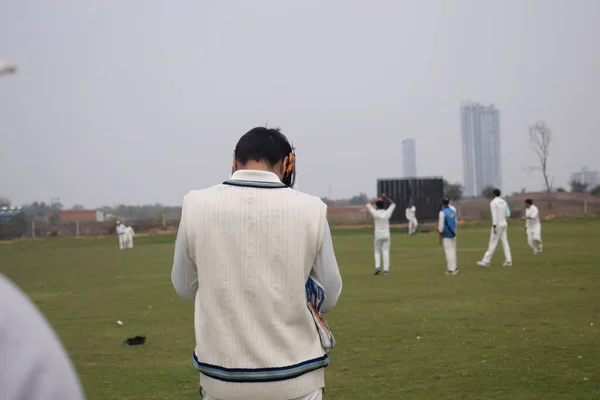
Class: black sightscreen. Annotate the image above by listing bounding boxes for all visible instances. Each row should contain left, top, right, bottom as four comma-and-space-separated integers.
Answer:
0, 210, 27, 241
376, 177, 444, 223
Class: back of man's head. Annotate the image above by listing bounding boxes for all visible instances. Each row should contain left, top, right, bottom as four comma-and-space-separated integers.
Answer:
234, 127, 292, 168
375, 200, 385, 209
442, 197, 450, 206
525, 199, 533, 205
493, 188, 501, 197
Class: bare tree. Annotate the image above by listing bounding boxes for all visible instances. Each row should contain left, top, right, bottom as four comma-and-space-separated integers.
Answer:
0, 60, 17, 77
528, 121, 553, 209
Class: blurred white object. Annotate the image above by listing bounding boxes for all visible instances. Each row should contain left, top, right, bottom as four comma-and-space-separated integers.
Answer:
116, 320, 123, 326
0, 60, 17, 77
125, 226, 135, 248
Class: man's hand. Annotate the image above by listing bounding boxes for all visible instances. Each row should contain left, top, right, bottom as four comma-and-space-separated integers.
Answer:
493, 227, 497, 235
438, 234, 443, 246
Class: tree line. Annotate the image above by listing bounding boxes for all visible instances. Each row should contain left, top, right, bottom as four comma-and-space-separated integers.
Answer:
2, 174, 598, 220
0, 199, 182, 221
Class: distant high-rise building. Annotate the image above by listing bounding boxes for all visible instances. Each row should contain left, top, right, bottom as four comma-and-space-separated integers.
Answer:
402, 139, 417, 178
461, 102, 502, 197
571, 167, 599, 189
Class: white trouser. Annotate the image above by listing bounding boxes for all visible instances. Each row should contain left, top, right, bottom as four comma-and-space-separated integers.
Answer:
408, 218, 418, 234
374, 236, 391, 271
125, 233, 134, 248
201, 389, 323, 400
118, 234, 127, 250
527, 225, 542, 252
482, 225, 512, 264
442, 237, 457, 272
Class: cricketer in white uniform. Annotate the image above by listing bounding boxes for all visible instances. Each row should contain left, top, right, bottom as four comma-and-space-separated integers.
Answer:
171, 127, 342, 400
523, 199, 543, 254
0, 274, 85, 400
477, 189, 513, 267
125, 226, 135, 249
116, 221, 127, 250
405, 205, 418, 235
366, 194, 396, 275
438, 198, 458, 275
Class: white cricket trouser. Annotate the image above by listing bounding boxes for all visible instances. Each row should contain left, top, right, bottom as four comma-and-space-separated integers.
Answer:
201, 389, 323, 400
442, 237, 457, 272
482, 225, 512, 264
374, 236, 391, 271
527, 225, 542, 252
118, 234, 127, 250
408, 218, 418, 234
125, 233, 134, 248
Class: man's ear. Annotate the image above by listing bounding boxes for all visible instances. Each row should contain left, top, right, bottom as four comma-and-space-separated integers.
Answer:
232, 155, 237, 172
281, 156, 289, 177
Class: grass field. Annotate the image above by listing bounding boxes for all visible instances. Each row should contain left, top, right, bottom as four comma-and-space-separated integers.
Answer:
1, 218, 599, 399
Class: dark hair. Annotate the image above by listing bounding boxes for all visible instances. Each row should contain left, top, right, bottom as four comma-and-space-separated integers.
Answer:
493, 188, 501, 197
442, 198, 450, 206
375, 200, 385, 209
525, 199, 533, 205
234, 127, 292, 166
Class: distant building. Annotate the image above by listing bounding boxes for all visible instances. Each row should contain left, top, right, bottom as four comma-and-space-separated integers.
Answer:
461, 102, 502, 197
402, 139, 417, 178
571, 167, 599, 189
48, 210, 104, 223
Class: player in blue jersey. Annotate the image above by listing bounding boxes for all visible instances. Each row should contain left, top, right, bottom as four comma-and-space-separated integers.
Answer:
438, 197, 458, 275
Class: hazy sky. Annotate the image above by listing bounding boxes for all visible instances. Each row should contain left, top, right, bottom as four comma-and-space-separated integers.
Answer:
1, 0, 598, 208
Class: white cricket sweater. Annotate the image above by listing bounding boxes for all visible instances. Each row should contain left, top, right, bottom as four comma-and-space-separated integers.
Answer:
525, 204, 541, 230
405, 206, 416, 220
0, 274, 85, 400
175, 170, 337, 400
366, 203, 396, 239
490, 197, 511, 227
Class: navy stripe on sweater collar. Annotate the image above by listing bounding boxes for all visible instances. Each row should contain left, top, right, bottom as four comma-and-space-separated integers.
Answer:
224, 170, 287, 188
223, 179, 286, 188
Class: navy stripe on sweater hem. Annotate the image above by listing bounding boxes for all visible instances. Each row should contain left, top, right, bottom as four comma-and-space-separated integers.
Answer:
223, 180, 287, 188
192, 353, 329, 383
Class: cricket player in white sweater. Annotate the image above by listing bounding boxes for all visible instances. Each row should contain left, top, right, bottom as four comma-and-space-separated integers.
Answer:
366, 194, 396, 275
172, 127, 342, 400
405, 205, 417, 234
523, 199, 543, 254
0, 274, 84, 400
477, 189, 513, 267
125, 225, 135, 249
116, 221, 127, 250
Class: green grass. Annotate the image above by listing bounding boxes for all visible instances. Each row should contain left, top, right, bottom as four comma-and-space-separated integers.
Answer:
1, 219, 599, 399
